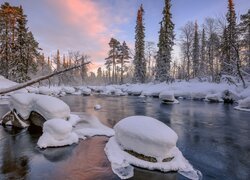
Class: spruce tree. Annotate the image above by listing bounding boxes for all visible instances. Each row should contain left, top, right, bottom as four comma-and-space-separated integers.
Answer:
239, 9, 250, 68
192, 21, 199, 78
225, 0, 238, 74
133, 4, 146, 83
155, 0, 175, 82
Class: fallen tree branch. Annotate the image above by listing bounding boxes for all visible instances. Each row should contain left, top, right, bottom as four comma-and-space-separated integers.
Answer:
0, 61, 91, 95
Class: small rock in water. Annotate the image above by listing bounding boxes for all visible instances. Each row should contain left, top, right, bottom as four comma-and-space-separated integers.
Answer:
94, 104, 101, 110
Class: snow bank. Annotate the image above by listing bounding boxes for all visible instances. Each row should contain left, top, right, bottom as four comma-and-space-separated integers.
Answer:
37, 119, 78, 148
159, 91, 179, 104
9, 93, 70, 120
0, 75, 27, 94
105, 116, 201, 179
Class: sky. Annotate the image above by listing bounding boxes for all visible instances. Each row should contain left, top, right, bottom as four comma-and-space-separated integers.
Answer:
1, 0, 249, 72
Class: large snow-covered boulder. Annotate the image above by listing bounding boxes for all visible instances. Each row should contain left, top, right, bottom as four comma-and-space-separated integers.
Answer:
159, 91, 179, 104
105, 116, 201, 179
1, 93, 71, 127
115, 116, 178, 160
9, 93, 70, 121
37, 119, 78, 148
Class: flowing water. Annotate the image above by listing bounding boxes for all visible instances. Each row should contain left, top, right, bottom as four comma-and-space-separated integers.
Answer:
0, 95, 249, 180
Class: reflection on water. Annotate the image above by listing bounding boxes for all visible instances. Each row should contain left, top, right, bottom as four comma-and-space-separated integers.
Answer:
0, 95, 250, 180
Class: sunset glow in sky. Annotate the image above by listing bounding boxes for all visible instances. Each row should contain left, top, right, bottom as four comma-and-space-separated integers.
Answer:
2, 0, 249, 72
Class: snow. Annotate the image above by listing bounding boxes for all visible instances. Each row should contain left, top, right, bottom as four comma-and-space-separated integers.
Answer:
205, 93, 223, 102
105, 116, 201, 179
9, 93, 70, 120
62, 86, 75, 94
77, 86, 91, 96
38, 86, 62, 96
72, 112, 114, 139
239, 97, 250, 108
37, 118, 78, 148
234, 97, 250, 112
159, 91, 179, 104
114, 116, 178, 160
0, 75, 27, 94
38, 113, 114, 148
94, 104, 102, 110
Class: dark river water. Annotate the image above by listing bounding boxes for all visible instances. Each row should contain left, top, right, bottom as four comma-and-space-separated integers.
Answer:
0, 95, 250, 180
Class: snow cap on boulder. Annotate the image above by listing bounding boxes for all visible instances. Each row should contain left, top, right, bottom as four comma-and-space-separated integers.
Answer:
114, 116, 178, 161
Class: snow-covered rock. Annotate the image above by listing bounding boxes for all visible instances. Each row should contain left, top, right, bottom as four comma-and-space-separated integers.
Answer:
234, 97, 250, 112
94, 104, 102, 110
38, 86, 62, 96
159, 91, 179, 104
62, 86, 75, 94
26, 86, 39, 94
115, 116, 178, 160
191, 91, 207, 100
105, 116, 201, 179
37, 119, 78, 148
9, 93, 70, 121
78, 86, 91, 96
222, 90, 239, 103
205, 93, 223, 103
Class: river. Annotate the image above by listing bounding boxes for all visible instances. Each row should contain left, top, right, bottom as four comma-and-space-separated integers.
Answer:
0, 95, 249, 180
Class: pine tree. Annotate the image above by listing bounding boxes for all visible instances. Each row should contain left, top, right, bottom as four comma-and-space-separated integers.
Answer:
133, 4, 146, 83
106, 38, 120, 84
192, 21, 200, 78
155, 0, 175, 82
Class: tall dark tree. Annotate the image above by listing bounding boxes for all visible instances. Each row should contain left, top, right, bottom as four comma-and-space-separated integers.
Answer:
239, 9, 250, 68
223, 0, 245, 87
192, 21, 200, 78
0, 3, 40, 82
155, 0, 175, 82
133, 4, 146, 83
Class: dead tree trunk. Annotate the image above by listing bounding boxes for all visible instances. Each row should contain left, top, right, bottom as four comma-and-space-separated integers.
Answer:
0, 61, 91, 95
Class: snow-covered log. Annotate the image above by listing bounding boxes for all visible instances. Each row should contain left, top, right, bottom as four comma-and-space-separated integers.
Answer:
0, 61, 90, 95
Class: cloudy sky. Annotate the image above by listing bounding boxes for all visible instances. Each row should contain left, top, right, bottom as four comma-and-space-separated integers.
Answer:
2, 0, 249, 72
